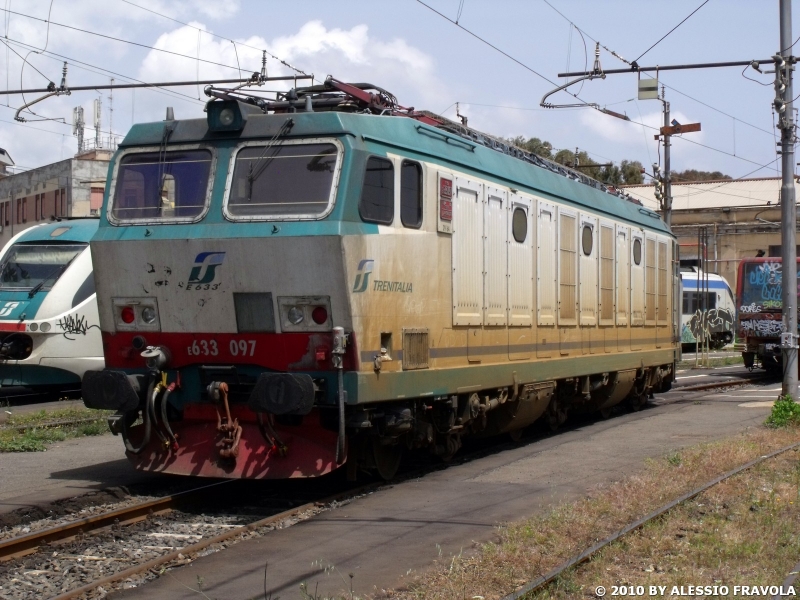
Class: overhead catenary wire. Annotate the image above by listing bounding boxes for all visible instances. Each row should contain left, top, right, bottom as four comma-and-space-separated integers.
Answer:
0, 7, 263, 77
118, 0, 314, 81
540, 2, 776, 139
632, 0, 711, 65
3, 36, 216, 106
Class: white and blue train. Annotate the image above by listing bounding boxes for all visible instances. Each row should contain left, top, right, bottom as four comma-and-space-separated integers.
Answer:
0, 219, 103, 399
679, 267, 735, 350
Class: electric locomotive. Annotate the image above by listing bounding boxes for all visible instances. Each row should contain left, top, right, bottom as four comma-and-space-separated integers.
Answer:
0, 219, 102, 399
83, 78, 678, 480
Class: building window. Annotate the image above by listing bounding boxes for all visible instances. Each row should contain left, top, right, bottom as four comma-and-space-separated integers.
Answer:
16, 199, 21, 224
22, 198, 27, 223
90, 187, 104, 213
61, 189, 67, 217
35, 194, 40, 221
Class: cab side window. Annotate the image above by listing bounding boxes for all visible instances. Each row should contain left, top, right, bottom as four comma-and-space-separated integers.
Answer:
400, 160, 422, 228
359, 157, 394, 224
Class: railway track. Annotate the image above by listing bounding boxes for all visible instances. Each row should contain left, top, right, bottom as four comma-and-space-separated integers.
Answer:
499, 439, 800, 600
0, 477, 377, 600
0, 372, 777, 599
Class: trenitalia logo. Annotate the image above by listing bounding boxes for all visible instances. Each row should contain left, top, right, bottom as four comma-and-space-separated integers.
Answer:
352, 259, 413, 294
352, 259, 374, 293
188, 252, 226, 284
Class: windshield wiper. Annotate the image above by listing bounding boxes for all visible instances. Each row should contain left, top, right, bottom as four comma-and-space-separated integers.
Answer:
246, 118, 294, 198
28, 255, 78, 298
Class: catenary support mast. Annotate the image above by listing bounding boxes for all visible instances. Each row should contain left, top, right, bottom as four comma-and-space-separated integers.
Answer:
778, 0, 798, 400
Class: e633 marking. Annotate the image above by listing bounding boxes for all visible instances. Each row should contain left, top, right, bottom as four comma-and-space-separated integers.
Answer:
186, 339, 257, 357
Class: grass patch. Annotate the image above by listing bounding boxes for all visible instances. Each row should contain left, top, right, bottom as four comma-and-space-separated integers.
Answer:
677, 354, 744, 369
766, 395, 800, 428
0, 407, 112, 452
379, 426, 800, 600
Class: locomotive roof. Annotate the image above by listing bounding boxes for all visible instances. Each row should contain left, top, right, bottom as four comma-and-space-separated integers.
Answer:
15, 219, 99, 244
118, 111, 671, 235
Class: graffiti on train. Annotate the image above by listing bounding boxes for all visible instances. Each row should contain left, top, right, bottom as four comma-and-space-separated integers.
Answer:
742, 261, 800, 309
740, 318, 785, 337
681, 308, 734, 343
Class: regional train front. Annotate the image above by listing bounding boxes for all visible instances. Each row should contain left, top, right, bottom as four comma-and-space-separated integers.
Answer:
0, 219, 102, 398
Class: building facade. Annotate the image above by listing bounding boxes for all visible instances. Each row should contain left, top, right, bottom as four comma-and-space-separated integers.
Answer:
623, 177, 800, 295
0, 149, 111, 247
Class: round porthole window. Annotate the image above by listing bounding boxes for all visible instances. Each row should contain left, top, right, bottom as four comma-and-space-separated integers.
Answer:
582, 224, 593, 256
633, 238, 642, 265
512, 207, 527, 243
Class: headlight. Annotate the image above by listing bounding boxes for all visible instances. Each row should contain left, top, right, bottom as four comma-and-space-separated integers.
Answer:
219, 108, 235, 126
287, 306, 304, 325
29, 323, 38, 332
40, 322, 51, 332
141, 307, 157, 324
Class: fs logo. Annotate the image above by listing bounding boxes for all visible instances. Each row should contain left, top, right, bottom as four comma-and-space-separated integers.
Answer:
0, 301, 20, 317
352, 259, 374, 293
188, 252, 226, 284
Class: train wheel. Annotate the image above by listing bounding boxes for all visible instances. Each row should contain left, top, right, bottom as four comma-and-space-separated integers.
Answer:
545, 401, 568, 431
372, 438, 403, 481
599, 407, 613, 420
627, 392, 647, 412
508, 428, 524, 442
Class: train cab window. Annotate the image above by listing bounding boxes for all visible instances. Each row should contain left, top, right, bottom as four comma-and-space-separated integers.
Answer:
512, 207, 527, 243
682, 291, 716, 314
360, 157, 394, 224
111, 149, 212, 222
633, 238, 642, 265
400, 160, 422, 228
0, 243, 85, 292
581, 224, 593, 255
227, 142, 340, 219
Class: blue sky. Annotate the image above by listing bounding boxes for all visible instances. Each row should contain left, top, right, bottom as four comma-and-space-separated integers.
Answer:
0, 0, 792, 182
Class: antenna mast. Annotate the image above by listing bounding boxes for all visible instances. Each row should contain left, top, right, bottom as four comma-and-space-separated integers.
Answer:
93, 97, 101, 148
72, 105, 84, 153
109, 77, 114, 148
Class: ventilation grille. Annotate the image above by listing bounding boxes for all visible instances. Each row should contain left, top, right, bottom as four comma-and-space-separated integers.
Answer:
403, 328, 429, 370
234, 293, 275, 333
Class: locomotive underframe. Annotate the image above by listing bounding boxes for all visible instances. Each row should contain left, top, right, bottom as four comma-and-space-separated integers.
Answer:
94, 351, 673, 480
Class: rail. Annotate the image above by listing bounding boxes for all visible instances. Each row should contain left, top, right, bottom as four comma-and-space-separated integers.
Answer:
0, 480, 233, 562
500, 439, 800, 600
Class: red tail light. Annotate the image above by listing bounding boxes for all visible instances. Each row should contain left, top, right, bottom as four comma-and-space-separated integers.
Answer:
311, 306, 328, 325
121, 306, 135, 324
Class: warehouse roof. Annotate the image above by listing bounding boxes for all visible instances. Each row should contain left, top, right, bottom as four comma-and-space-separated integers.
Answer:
622, 176, 800, 211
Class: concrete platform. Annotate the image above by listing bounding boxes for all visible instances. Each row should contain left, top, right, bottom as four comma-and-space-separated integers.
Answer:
111, 384, 780, 599
0, 433, 151, 514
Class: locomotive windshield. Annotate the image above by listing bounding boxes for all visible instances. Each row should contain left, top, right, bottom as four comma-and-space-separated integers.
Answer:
111, 149, 212, 222
0, 243, 86, 291
227, 142, 339, 218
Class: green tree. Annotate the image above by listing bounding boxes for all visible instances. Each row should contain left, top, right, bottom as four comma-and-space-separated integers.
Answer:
507, 136, 553, 160
620, 160, 645, 184
672, 169, 731, 182
600, 164, 623, 186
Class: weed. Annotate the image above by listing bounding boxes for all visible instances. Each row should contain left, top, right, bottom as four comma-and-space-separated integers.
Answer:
766, 395, 800, 428
666, 451, 682, 467
0, 407, 111, 452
